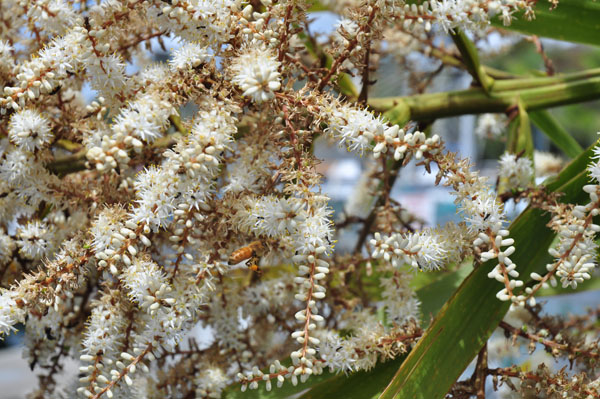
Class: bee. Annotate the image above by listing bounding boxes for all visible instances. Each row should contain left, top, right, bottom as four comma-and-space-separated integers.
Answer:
228, 240, 264, 273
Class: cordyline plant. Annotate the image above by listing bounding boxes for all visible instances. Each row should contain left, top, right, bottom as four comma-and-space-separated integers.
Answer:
0, 0, 598, 398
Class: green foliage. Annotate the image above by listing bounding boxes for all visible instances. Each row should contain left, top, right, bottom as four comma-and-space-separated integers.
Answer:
530, 110, 583, 158
492, 0, 600, 47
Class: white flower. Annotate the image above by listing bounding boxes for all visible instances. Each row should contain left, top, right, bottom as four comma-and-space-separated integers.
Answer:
140, 63, 170, 83
90, 207, 127, 254
223, 162, 260, 194
321, 98, 408, 156
0, 290, 25, 336
534, 151, 563, 177
334, 18, 359, 44
324, 102, 383, 154
475, 113, 507, 139
498, 152, 534, 190
242, 279, 290, 316
252, 196, 305, 237
169, 42, 211, 70
82, 302, 126, 356
0, 149, 41, 184
318, 332, 355, 373
0, 40, 15, 74
589, 146, 600, 183
231, 48, 281, 103
293, 208, 334, 254
380, 275, 421, 324
112, 93, 174, 143
25, 0, 78, 34
0, 229, 15, 265
122, 256, 171, 311
9, 109, 53, 152
370, 225, 462, 271
16, 220, 52, 259
455, 182, 505, 233
88, 53, 130, 102
546, 200, 598, 290
152, 0, 235, 47
195, 366, 228, 398
130, 166, 176, 230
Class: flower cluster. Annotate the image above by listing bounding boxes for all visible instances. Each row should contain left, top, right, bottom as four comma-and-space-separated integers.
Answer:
0, 1, 596, 399
371, 224, 468, 271
8, 108, 53, 152
498, 152, 534, 191
476, 113, 508, 139
231, 47, 282, 103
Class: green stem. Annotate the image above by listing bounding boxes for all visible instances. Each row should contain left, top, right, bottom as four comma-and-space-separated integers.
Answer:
46, 150, 88, 175
55, 139, 83, 152
373, 75, 600, 125
492, 67, 600, 91
451, 30, 494, 93
169, 114, 188, 135
46, 134, 180, 176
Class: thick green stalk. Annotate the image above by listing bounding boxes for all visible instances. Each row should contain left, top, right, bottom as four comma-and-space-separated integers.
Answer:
46, 150, 88, 175
427, 46, 517, 80
372, 76, 600, 125
492, 67, 600, 91
47, 133, 180, 176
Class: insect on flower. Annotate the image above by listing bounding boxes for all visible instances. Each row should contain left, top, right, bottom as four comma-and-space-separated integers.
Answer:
228, 240, 264, 272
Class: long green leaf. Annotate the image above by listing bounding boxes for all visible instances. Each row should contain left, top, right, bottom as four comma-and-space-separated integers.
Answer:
222, 354, 407, 399
492, 0, 600, 47
378, 141, 597, 399
298, 356, 406, 399
530, 110, 583, 158
416, 265, 474, 326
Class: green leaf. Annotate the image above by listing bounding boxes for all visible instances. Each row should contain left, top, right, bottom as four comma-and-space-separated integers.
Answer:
415, 264, 474, 326
298, 356, 406, 399
530, 110, 583, 159
307, 0, 329, 12
378, 141, 598, 399
222, 367, 332, 399
222, 356, 406, 399
544, 144, 596, 192
492, 0, 600, 47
